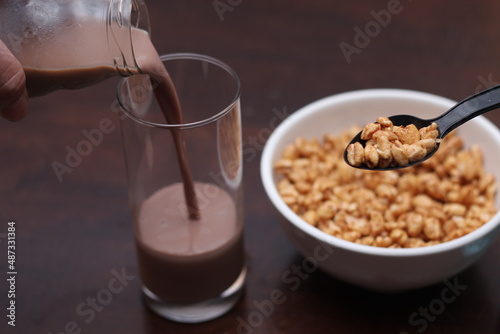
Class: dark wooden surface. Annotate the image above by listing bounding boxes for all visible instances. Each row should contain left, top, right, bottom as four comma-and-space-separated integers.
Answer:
2, 1, 500, 333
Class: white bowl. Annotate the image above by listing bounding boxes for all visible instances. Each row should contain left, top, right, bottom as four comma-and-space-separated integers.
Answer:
261, 89, 500, 291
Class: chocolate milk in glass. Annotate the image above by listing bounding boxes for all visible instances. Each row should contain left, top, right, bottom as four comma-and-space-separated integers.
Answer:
136, 183, 244, 303
24, 19, 244, 303
130, 32, 245, 303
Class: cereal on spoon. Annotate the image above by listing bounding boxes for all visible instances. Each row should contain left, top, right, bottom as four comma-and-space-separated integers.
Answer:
346, 117, 440, 168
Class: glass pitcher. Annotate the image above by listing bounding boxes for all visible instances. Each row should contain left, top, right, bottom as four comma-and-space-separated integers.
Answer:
0, 0, 150, 97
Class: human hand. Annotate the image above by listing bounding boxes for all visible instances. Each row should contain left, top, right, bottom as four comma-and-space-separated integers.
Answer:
0, 39, 28, 121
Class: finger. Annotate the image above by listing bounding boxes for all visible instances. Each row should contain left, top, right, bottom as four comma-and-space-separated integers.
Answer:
0, 88, 28, 122
0, 39, 28, 121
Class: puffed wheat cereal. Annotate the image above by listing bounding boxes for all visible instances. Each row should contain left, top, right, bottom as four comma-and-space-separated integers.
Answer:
274, 126, 497, 248
346, 118, 440, 168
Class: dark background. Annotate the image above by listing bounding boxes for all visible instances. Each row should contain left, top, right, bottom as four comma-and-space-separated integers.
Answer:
1, 0, 499, 333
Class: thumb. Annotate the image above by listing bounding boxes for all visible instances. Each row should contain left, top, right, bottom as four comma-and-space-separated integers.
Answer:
0, 39, 28, 122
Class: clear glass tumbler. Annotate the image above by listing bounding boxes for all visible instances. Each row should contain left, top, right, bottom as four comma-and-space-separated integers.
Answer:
118, 53, 245, 323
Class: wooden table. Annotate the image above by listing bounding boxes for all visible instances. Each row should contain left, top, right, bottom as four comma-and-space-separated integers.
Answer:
2, 0, 499, 333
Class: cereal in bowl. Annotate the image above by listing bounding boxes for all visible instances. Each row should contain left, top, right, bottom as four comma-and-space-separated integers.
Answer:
274, 126, 497, 248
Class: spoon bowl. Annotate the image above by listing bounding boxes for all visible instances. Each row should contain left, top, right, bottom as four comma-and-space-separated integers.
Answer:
344, 84, 500, 170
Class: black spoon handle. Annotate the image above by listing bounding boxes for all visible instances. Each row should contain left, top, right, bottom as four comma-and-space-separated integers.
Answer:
433, 84, 500, 138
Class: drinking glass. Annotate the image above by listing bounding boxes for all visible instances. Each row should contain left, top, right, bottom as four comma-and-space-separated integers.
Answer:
118, 53, 245, 323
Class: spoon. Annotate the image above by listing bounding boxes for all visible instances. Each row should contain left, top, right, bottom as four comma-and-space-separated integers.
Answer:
343, 84, 500, 170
